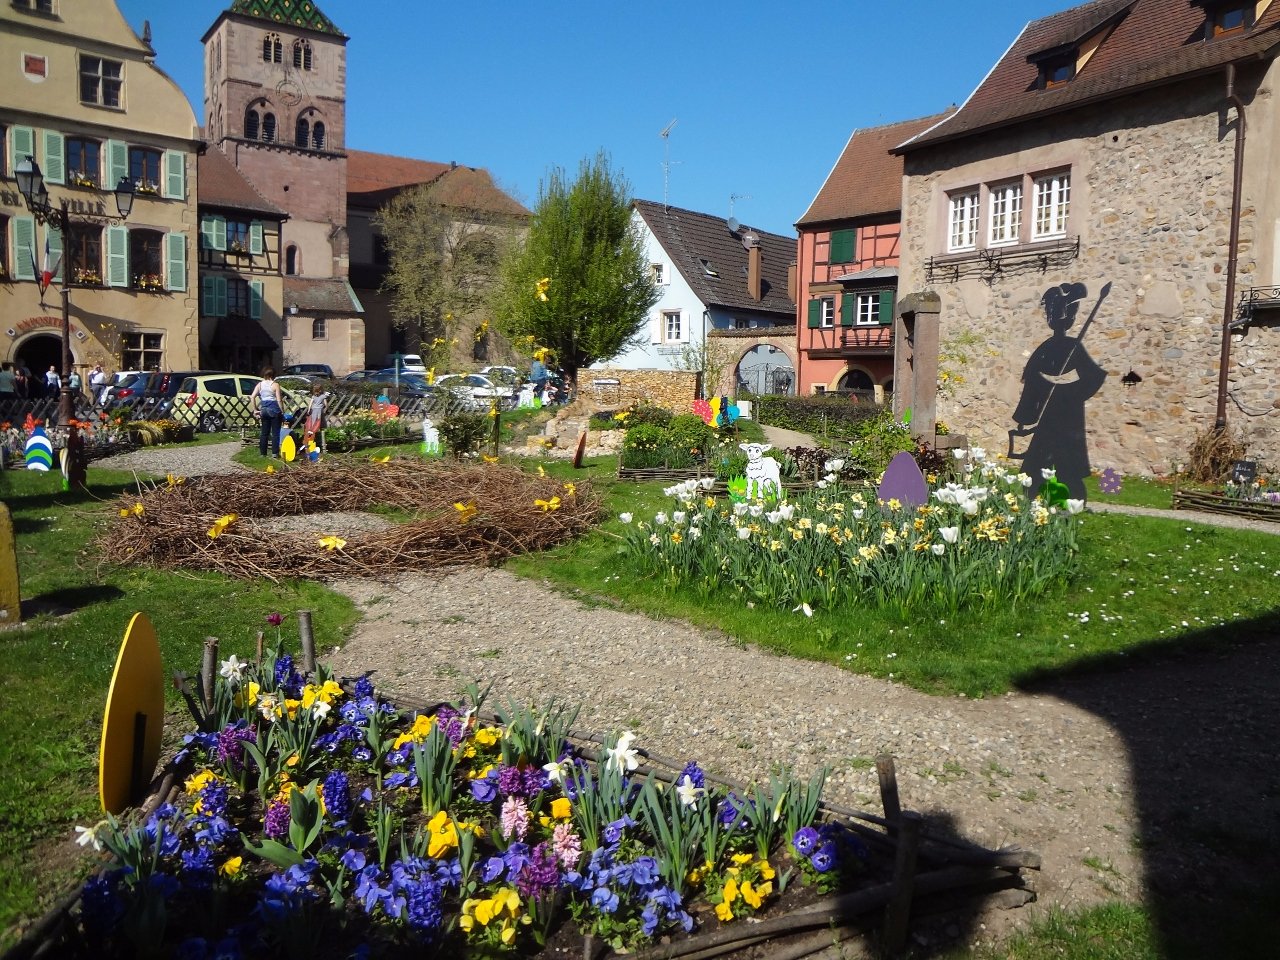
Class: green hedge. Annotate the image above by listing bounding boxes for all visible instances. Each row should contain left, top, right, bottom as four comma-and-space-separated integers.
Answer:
752, 394, 885, 441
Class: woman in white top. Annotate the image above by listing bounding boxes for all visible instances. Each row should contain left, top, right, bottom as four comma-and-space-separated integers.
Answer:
251, 367, 286, 457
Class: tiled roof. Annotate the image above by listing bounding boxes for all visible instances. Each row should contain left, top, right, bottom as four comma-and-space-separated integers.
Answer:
346, 151, 529, 218
633, 200, 796, 318
797, 112, 953, 226
198, 148, 288, 218
228, 0, 343, 36
285, 277, 364, 314
832, 266, 898, 284
898, 0, 1280, 152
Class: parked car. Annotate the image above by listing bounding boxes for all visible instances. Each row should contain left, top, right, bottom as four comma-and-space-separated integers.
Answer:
479, 365, 522, 387
282, 363, 335, 379
107, 370, 225, 417
436, 373, 518, 411
385, 353, 427, 373
170, 374, 307, 432
342, 369, 382, 383
102, 371, 154, 410
365, 369, 437, 398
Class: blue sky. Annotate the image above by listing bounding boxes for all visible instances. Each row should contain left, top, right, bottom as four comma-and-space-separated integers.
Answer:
116, 1, 1070, 237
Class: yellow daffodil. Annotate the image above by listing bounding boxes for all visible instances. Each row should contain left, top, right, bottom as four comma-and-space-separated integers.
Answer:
371, 455, 391, 464
233, 680, 260, 709
563, 482, 575, 497
166, 473, 185, 487
119, 502, 145, 518
207, 513, 238, 539
317, 534, 347, 551
537, 464, 546, 477
613, 411, 630, 422
219, 856, 243, 877
454, 500, 478, 524
265, 464, 275, 474
534, 496, 561, 512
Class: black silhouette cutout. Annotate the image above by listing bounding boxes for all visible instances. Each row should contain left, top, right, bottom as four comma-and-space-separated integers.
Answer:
1010, 282, 1109, 500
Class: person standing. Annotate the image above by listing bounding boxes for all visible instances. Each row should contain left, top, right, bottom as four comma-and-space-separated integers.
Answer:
89, 364, 108, 405
251, 367, 285, 457
303, 381, 328, 459
45, 365, 61, 395
0, 363, 16, 399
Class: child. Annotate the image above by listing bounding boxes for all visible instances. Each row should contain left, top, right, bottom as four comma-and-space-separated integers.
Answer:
303, 381, 328, 460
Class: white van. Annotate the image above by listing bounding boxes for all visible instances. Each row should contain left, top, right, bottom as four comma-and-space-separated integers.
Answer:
386, 353, 427, 373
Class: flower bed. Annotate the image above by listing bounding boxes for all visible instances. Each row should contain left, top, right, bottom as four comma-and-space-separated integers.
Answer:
617, 451, 1084, 614
1172, 488, 1280, 523
39, 633, 1036, 959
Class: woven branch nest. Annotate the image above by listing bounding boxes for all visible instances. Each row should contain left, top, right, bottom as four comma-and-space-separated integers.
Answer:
97, 460, 602, 581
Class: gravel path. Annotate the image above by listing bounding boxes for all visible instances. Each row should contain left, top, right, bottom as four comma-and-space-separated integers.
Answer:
94, 439, 1280, 949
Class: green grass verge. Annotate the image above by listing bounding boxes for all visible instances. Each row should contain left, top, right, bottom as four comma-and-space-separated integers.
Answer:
0, 467, 359, 946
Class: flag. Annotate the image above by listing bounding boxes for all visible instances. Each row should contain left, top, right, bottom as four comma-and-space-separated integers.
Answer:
38, 235, 61, 295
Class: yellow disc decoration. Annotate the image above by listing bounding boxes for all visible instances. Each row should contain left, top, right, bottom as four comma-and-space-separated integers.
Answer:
98, 612, 165, 814
280, 433, 297, 462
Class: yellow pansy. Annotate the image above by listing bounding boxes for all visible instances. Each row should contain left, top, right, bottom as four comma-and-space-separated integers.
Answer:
317, 535, 347, 551
473, 726, 501, 747
740, 880, 762, 909
757, 859, 775, 880
731, 852, 753, 865
219, 856, 243, 877
426, 809, 459, 858
185, 769, 216, 795
550, 797, 572, 820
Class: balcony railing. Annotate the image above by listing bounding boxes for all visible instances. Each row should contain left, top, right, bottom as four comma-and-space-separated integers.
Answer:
925, 236, 1079, 285
1235, 285, 1280, 328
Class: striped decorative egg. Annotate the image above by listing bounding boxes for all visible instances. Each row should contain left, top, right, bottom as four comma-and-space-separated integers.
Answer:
24, 427, 53, 471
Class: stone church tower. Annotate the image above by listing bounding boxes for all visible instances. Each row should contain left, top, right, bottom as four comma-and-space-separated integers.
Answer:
201, 0, 363, 372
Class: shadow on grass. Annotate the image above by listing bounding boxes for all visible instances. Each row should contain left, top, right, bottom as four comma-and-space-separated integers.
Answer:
21, 584, 126, 619
1015, 611, 1280, 958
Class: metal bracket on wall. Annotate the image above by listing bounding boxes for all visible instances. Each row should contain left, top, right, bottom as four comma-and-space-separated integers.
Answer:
925, 236, 1079, 285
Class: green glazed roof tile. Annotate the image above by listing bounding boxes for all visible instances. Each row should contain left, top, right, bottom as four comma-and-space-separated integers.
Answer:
228, 0, 343, 36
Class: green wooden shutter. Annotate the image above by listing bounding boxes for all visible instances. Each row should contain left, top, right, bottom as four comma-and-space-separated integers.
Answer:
201, 275, 215, 315
105, 140, 128, 189
200, 216, 216, 250
165, 232, 186, 291
214, 276, 227, 317
12, 217, 36, 281
249, 221, 263, 255
214, 217, 227, 251
829, 229, 855, 264
840, 295, 855, 327
249, 279, 264, 319
10, 126, 35, 173
105, 225, 128, 287
878, 290, 895, 325
47, 226, 63, 283
41, 130, 66, 185
807, 299, 822, 329
162, 150, 185, 200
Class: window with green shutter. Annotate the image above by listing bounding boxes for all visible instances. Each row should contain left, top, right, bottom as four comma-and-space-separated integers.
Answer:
829, 229, 855, 264
878, 289, 895, 325
105, 139, 128, 190
12, 216, 36, 281
105, 225, 128, 286
165, 233, 186, 291
41, 130, 65, 185
163, 150, 185, 200
11, 126, 35, 175
840, 295, 855, 327
249, 280, 264, 320
807, 299, 822, 328
200, 215, 227, 251
249, 221, 263, 256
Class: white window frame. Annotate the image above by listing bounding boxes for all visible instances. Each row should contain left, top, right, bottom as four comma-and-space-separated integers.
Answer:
651, 262, 666, 285
820, 296, 835, 329
855, 292, 880, 326
662, 309, 684, 343
80, 55, 123, 108
988, 181, 1023, 247
1032, 171, 1071, 240
312, 318, 327, 340
948, 190, 979, 252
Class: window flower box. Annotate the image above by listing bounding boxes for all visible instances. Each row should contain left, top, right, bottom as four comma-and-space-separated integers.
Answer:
69, 172, 99, 189
73, 268, 103, 285
133, 274, 166, 293
134, 180, 160, 196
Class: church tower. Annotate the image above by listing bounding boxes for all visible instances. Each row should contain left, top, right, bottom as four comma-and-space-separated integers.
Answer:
202, 0, 363, 372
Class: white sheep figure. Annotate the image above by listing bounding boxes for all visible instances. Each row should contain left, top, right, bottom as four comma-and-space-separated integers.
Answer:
740, 442, 782, 500
422, 417, 441, 455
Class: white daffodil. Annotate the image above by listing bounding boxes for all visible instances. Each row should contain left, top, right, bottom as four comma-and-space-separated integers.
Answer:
619, 512, 633, 524
311, 700, 331, 721
689, 527, 702, 539
606, 732, 641, 773
74, 824, 104, 851
258, 693, 279, 721
543, 758, 570, 784
792, 602, 814, 617
219, 655, 246, 685
939, 526, 960, 543
676, 775, 705, 809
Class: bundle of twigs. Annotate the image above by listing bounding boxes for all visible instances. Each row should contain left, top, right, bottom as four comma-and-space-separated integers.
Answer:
98, 460, 602, 581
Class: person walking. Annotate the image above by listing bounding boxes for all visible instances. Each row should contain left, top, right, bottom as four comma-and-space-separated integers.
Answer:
251, 366, 286, 458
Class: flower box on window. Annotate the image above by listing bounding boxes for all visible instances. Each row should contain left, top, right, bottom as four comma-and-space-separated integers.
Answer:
133, 274, 165, 293
73, 268, 103, 285
69, 172, 99, 189
227, 241, 249, 256
134, 181, 160, 196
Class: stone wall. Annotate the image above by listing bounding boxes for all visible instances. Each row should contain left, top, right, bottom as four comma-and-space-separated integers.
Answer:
585, 367, 700, 412
898, 67, 1280, 476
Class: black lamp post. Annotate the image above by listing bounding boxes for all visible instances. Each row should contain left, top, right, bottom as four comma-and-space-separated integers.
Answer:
14, 155, 134, 426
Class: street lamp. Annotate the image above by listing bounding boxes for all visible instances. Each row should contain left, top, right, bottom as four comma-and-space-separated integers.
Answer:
14, 155, 134, 426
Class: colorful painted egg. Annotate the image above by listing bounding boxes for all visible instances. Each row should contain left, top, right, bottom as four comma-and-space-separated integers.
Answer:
24, 427, 53, 472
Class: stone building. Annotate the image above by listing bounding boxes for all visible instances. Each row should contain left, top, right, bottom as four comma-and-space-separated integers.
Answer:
794, 112, 950, 398
893, 0, 1280, 476
201, 0, 363, 374
1, 0, 202, 380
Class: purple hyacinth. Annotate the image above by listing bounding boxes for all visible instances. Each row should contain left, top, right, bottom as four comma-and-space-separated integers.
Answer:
273, 654, 302, 696
216, 722, 256, 771
515, 841, 561, 900
497, 765, 525, 797
263, 798, 291, 840
322, 771, 350, 826
521, 766, 549, 797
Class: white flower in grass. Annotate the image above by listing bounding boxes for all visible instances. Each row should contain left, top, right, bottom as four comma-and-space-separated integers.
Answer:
676, 775, 705, 809
749, 504, 764, 518
961, 498, 980, 517
654, 512, 668, 525
1018, 473, 1033, 488
971, 447, 987, 461
74, 824, 104, 851
1065, 499, 1085, 515
219, 655, 247, 685
931, 543, 946, 555
736, 527, 751, 540
939, 526, 960, 544
824, 473, 838, 484
934, 486, 958, 505
673, 511, 687, 524
852, 509, 865, 520
689, 527, 702, 539
649, 534, 661, 546
824, 459, 845, 473
816, 480, 829, 490
953, 449, 968, 460
543, 758, 571, 784
698, 477, 716, 490
766, 510, 782, 524
607, 732, 641, 773
778, 503, 796, 521
258, 693, 280, 721
619, 512, 633, 524
792, 602, 814, 617
1042, 468, 1057, 480
732, 502, 749, 518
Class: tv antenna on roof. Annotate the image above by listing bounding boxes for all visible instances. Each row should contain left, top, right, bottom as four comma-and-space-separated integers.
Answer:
659, 118, 678, 207
729, 193, 752, 217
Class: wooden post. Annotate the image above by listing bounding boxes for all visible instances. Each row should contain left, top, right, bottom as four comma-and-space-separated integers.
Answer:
881, 810, 923, 955
298, 610, 316, 675
876, 754, 902, 833
200, 637, 219, 715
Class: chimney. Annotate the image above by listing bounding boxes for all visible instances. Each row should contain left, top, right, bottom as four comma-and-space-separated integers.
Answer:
744, 232, 763, 301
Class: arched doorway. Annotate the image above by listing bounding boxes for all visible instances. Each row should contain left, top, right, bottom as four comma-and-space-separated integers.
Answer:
736, 344, 795, 395
15, 334, 64, 398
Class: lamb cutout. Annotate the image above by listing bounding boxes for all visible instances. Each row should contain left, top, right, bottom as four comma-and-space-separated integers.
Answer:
422, 417, 441, 455
740, 442, 782, 500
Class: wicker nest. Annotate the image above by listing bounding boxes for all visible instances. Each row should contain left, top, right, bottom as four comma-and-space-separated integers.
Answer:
97, 460, 602, 581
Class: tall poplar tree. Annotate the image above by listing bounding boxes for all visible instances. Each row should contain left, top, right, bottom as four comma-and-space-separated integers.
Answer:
493, 152, 658, 389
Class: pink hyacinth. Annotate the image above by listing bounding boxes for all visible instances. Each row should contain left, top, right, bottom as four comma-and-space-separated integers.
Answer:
552, 822, 582, 870
500, 796, 529, 841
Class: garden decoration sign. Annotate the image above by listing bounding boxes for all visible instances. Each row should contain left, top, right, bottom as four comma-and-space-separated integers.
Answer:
693, 396, 740, 428
878, 451, 929, 508
99, 612, 165, 814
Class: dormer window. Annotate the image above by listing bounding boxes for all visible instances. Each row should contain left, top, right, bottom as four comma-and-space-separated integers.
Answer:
700, 258, 718, 278
1211, 4, 1248, 35
1041, 54, 1076, 88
